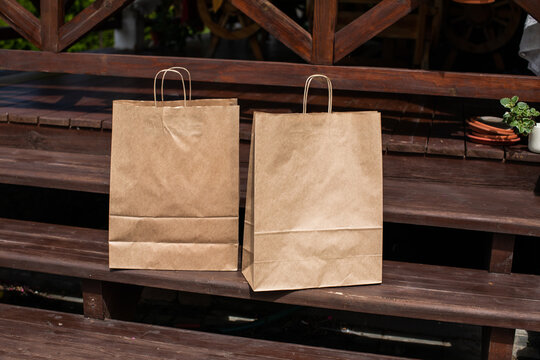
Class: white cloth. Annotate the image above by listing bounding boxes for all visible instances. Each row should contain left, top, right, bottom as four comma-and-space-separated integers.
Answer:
520, 15, 540, 76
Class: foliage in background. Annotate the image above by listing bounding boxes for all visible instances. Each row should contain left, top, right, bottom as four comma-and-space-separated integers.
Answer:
143, 0, 203, 54
500, 96, 540, 135
0, 0, 113, 52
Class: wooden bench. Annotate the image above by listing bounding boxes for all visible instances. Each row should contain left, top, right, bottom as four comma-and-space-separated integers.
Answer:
0, 74, 539, 359
1, 302, 400, 359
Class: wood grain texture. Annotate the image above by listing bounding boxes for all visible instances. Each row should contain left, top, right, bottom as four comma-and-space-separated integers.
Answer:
0, 0, 41, 48
489, 234, 515, 274
514, 0, 540, 23
0, 303, 398, 360
231, 0, 312, 62
58, 0, 133, 51
0, 218, 539, 331
482, 327, 515, 360
2, 50, 540, 101
311, 0, 337, 65
0, 141, 539, 235
40, 0, 63, 52
334, 0, 419, 62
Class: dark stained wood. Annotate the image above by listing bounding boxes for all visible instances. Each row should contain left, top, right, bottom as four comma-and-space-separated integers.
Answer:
82, 279, 141, 320
489, 233, 515, 274
0, 146, 110, 193
81, 279, 107, 319
386, 116, 430, 153
427, 98, 465, 157
40, 0, 64, 52
505, 144, 540, 163
334, 0, 419, 63
311, 0, 337, 65
466, 142, 505, 160
427, 119, 465, 157
231, 0, 312, 62
0, 0, 41, 48
58, 0, 133, 51
0, 218, 539, 332
514, 0, 540, 23
0, 303, 397, 360
482, 327, 515, 360
1, 51, 540, 101
0, 140, 539, 235
0, 123, 111, 155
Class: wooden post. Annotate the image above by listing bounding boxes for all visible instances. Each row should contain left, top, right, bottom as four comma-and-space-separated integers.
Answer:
488, 233, 515, 274
311, 0, 337, 65
482, 326, 515, 360
40, 0, 64, 52
482, 233, 516, 360
81, 279, 142, 320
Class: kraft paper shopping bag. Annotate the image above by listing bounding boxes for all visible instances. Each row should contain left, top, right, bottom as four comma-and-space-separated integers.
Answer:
109, 68, 239, 270
243, 74, 382, 291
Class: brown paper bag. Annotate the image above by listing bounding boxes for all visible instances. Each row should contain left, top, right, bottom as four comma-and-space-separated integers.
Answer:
242, 74, 383, 291
109, 68, 239, 270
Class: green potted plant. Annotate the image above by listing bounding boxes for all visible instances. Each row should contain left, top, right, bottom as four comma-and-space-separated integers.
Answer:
500, 95, 540, 153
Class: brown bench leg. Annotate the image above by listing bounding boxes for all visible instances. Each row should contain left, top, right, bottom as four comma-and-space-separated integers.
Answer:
482, 233, 516, 360
81, 279, 142, 320
488, 233, 515, 274
482, 327, 515, 360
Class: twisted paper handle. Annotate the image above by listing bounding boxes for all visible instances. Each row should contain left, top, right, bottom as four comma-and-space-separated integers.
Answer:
153, 68, 189, 107
303, 74, 332, 114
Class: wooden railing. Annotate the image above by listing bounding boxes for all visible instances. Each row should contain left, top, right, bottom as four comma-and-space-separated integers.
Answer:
1, 0, 540, 101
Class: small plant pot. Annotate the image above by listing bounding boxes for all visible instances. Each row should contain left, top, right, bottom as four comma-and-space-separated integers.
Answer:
528, 123, 540, 153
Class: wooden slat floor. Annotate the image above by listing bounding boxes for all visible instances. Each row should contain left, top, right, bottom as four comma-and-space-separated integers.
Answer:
1, 73, 539, 163
0, 303, 401, 360
0, 217, 539, 332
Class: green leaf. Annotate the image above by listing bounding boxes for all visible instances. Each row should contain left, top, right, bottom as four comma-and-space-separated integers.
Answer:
517, 102, 528, 110
500, 98, 510, 107
511, 95, 519, 103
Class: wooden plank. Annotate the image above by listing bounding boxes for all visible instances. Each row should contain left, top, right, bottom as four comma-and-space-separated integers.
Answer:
231, 0, 312, 62
482, 327, 515, 360
505, 144, 540, 163
311, 0, 337, 65
0, 303, 392, 360
40, 0, 63, 52
489, 233, 515, 274
58, 0, 133, 51
514, 0, 540, 23
334, 0, 419, 63
81, 280, 141, 320
2, 51, 540, 101
427, 98, 465, 157
386, 99, 431, 153
0, 147, 109, 193
0, 219, 539, 331
0, 0, 41, 48
463, 98, 505, 160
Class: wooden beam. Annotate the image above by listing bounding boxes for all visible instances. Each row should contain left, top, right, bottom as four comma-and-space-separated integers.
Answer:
0, 50, 540, 101
334, 0, 419, 63
482, 327, 515, 360
40, 0, 64, 52
311, 0, 338, 65
0, 0, 41, 48
58, 0, 132, 51
231, 0, 312, 62
81, 279, 141, 320
488, 233, 515, 274
514, 0, 540, 23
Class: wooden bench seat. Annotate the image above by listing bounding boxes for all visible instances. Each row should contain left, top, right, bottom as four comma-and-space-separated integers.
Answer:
0, 217, 538, 332
1, 142, 538, 237
0, 303, 400, 360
